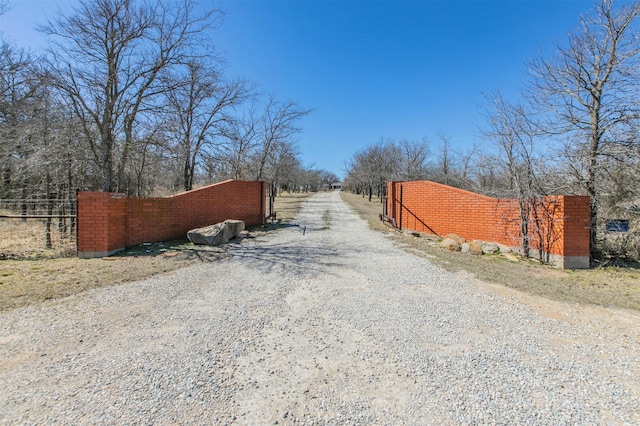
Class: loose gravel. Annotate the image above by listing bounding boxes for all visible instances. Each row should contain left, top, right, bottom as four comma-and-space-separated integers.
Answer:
1, 191, 639, 425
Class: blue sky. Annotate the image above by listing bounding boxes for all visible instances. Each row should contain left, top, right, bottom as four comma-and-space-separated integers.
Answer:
1, 0, 594, 178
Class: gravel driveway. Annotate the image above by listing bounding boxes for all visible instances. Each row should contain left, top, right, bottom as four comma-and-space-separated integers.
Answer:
1, 191, 639, 425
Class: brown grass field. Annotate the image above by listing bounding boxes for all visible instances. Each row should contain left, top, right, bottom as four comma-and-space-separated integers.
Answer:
1, 191, 639, 312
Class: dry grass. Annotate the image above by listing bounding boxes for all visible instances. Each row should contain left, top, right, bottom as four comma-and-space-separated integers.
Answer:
340, 191, 640, 311
271, 192, 309, 222
0, 218, 76, 259
0, 250, 220, 311
0, 192, 311, 311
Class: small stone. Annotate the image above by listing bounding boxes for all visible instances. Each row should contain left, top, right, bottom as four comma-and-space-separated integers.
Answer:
404, 230, 421, 237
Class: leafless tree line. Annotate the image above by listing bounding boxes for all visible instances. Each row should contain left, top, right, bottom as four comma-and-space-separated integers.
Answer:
344, 135, 478, 202
345, 0, 640, 263
0, 0, 337, 218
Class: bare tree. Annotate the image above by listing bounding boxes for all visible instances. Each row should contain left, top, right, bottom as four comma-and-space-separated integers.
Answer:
254, 95, 311, 181
473, 152, 502, 193
529, 0, 640, 259
0, 42, 38, 199
484, 92, 547, 258
163, 60, 250, 191
400, 138, 429, 181
344, 138, 412, 201
266, 140, 301, 191
425, 133, 479, 189
41, 0, 219, 192
219, 100, 261, 180
0, 0, 9, 16
457, 143, 481, 188
434, 133, 454, 186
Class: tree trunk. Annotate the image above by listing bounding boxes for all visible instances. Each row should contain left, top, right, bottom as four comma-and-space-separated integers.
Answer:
45, 173, 52, 249
100, 128, 113, 192
586, 161, 599, 261
587, 107, 601, 261
184, 156, 193, 191
518, 198, 530, 258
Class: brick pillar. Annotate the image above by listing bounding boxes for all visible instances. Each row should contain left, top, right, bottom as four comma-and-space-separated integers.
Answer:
77, 192, 126, 259
560, 196, 591, 268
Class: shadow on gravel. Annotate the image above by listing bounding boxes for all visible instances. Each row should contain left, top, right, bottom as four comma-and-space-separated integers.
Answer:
227, 241, 342, 275
113, 220, 343, 276
259, 221, 302, 232
114, 222, 299, 262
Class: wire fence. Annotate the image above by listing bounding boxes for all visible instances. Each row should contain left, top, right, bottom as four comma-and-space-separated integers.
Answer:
0, 197, 77, 257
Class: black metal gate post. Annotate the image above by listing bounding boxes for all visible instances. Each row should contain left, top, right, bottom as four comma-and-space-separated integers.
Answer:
399, 184, 403, 231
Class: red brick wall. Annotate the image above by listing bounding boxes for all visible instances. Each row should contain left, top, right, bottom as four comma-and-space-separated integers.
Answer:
77, 180, 266, 258
386, 181, 590, 260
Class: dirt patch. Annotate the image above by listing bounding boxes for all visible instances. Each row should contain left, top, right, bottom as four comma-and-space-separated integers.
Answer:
340, 191, 640, 312
0, 192, 310, 311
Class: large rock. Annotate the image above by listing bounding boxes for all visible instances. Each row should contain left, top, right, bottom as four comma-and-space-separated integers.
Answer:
482, 242, 500, 254
496, 243, 512, 254
187, 220, 245, 246
445, 233, 466, 245
440, 238, 461, 251
462, 242, 483, 255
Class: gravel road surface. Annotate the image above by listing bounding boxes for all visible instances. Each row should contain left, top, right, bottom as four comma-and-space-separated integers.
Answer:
1, 191, 639, 425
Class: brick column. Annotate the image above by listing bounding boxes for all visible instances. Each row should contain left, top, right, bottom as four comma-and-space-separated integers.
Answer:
77, 192, 126, 259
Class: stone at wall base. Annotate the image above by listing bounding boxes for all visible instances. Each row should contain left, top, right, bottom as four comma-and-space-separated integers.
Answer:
188, 220, 246, 246
440, 238, 461, 251
461, 242, 483, 255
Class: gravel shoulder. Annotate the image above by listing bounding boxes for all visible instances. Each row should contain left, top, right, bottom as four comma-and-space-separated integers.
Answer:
1, 191, 639, 424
